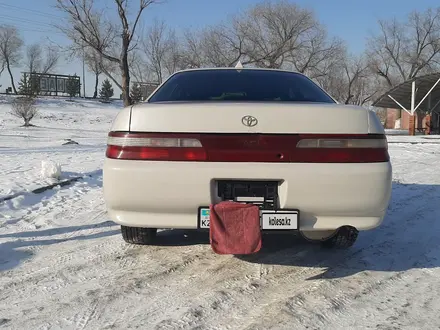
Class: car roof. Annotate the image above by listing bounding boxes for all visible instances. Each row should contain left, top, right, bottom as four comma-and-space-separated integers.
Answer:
172, 67, 307, 76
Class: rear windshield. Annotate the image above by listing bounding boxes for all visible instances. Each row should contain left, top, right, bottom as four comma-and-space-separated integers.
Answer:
148, 69, 335, 103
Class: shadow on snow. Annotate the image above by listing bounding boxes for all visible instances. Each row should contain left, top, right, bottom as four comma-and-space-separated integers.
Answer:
0, 221, 118, 272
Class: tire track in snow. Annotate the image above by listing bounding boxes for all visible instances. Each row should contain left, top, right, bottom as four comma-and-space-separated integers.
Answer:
2, 232, 225, 329
0, 204, 110, 288
60, 243, 277, 329
0, 235, 128, 302
0, 173, 120, 310
144, 229, 380, 329
269, 268, 440, 330
149, 245, 347, 329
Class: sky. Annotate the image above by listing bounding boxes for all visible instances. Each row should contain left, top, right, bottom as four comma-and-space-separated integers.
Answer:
1, 0, 440, 97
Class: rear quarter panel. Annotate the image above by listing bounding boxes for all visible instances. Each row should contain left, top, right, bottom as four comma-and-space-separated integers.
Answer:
110, 106, 132, 131
368, 110, 386, 134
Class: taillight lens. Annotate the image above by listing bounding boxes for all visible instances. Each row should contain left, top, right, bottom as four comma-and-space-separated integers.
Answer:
107, 136, 203, 148
106, 132, 389, 163
296, 137, 387, 149
294, 135, 389, 163
106, 132, 206, 161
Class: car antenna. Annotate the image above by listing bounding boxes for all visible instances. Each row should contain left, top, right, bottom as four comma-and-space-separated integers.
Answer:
235, 60, 243, 72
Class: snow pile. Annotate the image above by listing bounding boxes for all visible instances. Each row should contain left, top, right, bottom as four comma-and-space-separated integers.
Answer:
41, 160, 62, 180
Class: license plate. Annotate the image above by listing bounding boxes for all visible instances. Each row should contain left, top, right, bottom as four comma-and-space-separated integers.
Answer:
199, 208, 211, 229
198, 207, 298, 230
261, 210, 298, 230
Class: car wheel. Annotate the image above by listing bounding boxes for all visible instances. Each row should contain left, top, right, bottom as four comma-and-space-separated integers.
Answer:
321, 226, 359, 249
121, 226, 157, 245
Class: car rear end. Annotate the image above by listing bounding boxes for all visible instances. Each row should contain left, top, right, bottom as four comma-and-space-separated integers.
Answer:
103, 68, 392, 244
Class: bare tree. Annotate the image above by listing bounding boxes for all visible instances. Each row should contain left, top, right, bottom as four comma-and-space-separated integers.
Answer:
84, 49, 103, 98
287, 27, 345, 80
233, 1, 311, 68
56, 0, 159, 107
142, 19, 168, 84
129, 49, 148, 83
368, 7, 440, 87
42, 46, 59, 73
179, 0, 343, 77
26, 43, 59, 74
162, 29, 183, 76
180, 25, 243, 69
26, 44, 42, 73
315, 62, 345, 102
316, 53, 385, 106
228, 1, 332, 71
180, 29, 206, 68
179, 21, 243, 69
0, 60, 5, 78
141, 19, 182, 83
0, 25, 23, 94
340, 55, 382, 106
198, 23, 244, 67
11, 97, 38, 127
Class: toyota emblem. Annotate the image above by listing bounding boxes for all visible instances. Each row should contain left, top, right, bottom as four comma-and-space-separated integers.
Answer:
242, 115, 258, 127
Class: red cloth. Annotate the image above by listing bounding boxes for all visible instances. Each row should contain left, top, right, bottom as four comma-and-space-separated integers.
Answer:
209, 201, 262, 255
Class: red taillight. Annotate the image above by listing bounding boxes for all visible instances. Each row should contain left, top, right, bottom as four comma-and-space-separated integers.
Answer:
106, 132, 389, 163
106, 132, 207, 161
294, 134, 389, 163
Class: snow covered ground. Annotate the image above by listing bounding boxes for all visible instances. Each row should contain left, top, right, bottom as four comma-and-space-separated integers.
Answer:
1, 97, 440, 329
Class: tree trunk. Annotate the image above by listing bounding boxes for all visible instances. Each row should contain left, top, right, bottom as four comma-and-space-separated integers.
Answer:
93, 73, 99, 99
6, 60, 17, 94
120, 52, 132, 107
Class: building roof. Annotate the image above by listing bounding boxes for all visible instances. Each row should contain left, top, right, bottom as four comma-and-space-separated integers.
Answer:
372, 72, 440, 112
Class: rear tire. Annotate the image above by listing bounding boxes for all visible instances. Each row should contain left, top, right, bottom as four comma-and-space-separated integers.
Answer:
321, 226, 359, 249
121, 226, 157, 245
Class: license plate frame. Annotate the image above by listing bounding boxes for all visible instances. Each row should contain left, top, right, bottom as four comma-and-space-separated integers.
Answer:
197, 206, 299, 231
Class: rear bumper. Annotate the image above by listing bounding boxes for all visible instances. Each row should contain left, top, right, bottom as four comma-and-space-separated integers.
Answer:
103, 159, 392, 231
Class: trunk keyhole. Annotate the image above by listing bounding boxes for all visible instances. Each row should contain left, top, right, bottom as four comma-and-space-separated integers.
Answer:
277, 153, 284, 160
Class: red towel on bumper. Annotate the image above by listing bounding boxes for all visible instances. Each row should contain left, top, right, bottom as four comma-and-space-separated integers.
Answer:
209, 201, 262, 255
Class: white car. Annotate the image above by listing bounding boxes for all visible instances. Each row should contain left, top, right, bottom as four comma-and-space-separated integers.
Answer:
103, 67, 392, 248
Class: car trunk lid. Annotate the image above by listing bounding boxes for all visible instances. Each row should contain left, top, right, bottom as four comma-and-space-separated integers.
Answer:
129, 102, 369, 134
